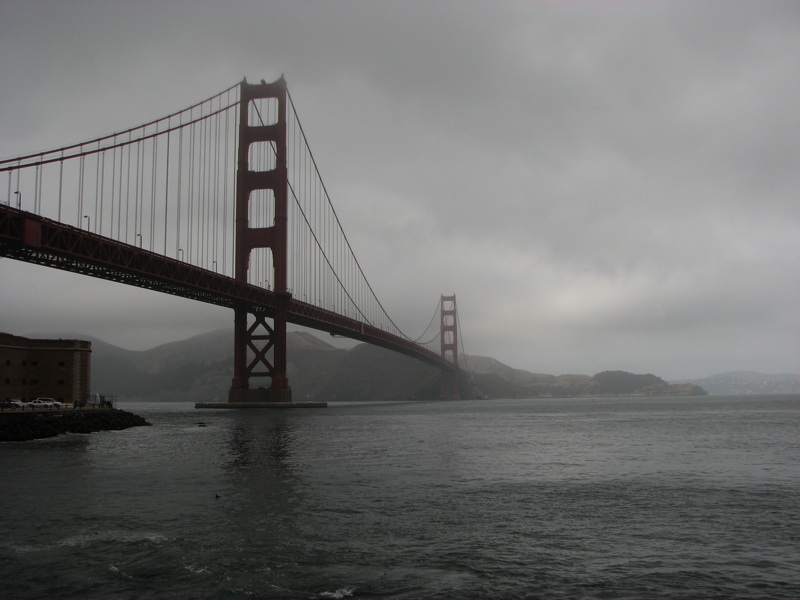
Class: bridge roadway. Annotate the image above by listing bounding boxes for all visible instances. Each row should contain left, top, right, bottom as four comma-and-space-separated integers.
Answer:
0, 204, 452, 371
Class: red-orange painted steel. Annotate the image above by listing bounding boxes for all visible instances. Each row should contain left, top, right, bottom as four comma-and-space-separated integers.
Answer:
232, 78, 291, 399
440, 295, 460, 399
0, 204, 452, 372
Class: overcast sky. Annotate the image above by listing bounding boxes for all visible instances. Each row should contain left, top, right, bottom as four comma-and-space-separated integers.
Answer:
1, 0, 798, 379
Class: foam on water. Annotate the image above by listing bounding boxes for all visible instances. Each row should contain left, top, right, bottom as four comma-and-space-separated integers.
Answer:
316, 587, 355, 599
4, 530, 169, 554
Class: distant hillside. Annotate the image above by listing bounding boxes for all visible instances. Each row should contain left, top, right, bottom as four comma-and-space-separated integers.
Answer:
90, 329, 234, 402
675, 371, 800, 395
83, 330, 453, 403
465, 358, 706, 398
22, 330, 711, 401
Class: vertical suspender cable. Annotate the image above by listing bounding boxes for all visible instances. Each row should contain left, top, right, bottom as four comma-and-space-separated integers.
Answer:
187, 114, 195, 262
78, 153, 84, 227
213, 109, 221, 267
176, 122, 183, 258
201, 109, 208, 267
116, 143, 123, 239
202, 105, 207, 265
149, 135, 156, 249
34, 163, 41, 214
222, 96, 231, 275
233, 99, 239, 275
57, 155, 64, 222
125, 133, 132, 243
134, 140, 141, 243
163, 120, 171, 255
110, 144, 116, 238
208, 106, 215, 269
116, 144, 123, 239
99, 150, 106, 235
94, 148, 100, 232
32, 163, 37, 213
208, 105, 214, 269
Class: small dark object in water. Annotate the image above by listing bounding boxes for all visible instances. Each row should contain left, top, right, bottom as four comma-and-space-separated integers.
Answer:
215, 494, 221, 499
197, 422, 207, 427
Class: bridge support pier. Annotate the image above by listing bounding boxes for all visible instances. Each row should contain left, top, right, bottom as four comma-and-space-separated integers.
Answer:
228, 302, 294, 404
440, 295, 460, 400
227, 77, 298, 406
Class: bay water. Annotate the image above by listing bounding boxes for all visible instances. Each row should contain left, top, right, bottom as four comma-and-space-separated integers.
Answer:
1, 395, 798, 599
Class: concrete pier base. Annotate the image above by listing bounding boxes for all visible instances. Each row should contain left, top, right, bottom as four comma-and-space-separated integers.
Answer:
198, 386, 325, 408
195, 401, 327, 409
227, 387, 295, 404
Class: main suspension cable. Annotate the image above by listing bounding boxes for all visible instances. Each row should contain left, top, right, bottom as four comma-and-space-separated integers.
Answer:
0, 82, 241, 168
286, 89, 419, 341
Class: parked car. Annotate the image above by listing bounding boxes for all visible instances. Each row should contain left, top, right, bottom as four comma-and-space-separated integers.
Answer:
27, 398, 55, 409
50, 400, 65, 408
0, 400, 16, 409
9, 399, 24, 408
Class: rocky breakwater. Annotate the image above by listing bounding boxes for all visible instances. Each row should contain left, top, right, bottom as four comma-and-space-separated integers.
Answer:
0, 408, 151, 442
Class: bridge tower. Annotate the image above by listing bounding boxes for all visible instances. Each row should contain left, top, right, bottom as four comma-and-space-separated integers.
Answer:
440, 294, 460, 399
229, 77, 292, 403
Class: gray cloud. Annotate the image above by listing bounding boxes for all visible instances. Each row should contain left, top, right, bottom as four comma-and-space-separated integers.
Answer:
1, 0, 798, 379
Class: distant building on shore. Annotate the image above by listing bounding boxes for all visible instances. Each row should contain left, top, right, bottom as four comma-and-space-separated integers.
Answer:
0, 333, 91, 404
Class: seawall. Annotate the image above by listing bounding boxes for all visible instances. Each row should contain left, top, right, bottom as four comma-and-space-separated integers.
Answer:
0, 409, 151, 442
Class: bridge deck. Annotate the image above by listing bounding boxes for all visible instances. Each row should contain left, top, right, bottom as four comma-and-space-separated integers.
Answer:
0, 204, 454, 371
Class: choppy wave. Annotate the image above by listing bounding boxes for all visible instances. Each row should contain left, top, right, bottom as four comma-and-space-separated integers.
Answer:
315, 588, 355, 599
1, 395, 798, 599
4, 529, 169, 554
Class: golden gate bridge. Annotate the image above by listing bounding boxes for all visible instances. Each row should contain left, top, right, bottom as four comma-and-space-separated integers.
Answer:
0, 77, 465, 406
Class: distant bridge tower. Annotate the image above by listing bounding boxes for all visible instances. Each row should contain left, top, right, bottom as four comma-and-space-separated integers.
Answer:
440, 294, 459, 399
229, 77, 292, 403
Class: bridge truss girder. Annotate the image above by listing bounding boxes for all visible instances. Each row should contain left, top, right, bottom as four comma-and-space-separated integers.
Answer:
0, 203, 454, 374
